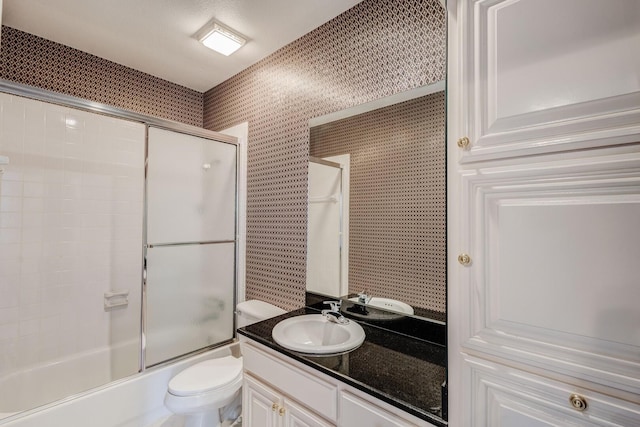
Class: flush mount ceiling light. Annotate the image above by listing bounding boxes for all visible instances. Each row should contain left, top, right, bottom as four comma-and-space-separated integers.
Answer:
196, 20, 246, 56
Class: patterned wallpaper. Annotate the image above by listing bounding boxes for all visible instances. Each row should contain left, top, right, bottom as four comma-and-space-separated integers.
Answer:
203, 0, 446, 311
311, 92, 446, 312
0, 26, 203, 127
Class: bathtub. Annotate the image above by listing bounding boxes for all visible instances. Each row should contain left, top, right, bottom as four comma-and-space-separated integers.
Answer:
0, 344, 127, 420
0, 343, 237, 427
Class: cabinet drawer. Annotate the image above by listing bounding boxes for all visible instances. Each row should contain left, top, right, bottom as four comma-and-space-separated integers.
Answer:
243, 343, 338, 422
465, 355, 640, 426
340, 392, 433, 427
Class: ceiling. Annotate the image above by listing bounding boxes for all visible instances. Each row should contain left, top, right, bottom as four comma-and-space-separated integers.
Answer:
1, 0, 364, 92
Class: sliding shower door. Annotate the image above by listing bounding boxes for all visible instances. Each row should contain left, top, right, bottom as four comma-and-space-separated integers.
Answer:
145, 127, 237, 366
0, 92, 145, 417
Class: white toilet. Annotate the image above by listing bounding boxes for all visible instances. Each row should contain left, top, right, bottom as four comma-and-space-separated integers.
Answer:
164, 300, 286, 427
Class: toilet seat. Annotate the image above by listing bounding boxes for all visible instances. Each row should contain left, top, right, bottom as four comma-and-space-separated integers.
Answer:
168, 356, 243, 397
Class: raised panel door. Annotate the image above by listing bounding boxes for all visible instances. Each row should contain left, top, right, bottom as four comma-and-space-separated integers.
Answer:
244, 374, 282, 427
460, 149, 640, 394
455, 0, 640, 162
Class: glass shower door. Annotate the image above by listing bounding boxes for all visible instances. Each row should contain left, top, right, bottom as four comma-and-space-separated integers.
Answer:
145, 127, 237, 366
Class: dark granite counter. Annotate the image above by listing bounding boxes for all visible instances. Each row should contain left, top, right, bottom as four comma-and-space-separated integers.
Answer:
237, 306, 447, 427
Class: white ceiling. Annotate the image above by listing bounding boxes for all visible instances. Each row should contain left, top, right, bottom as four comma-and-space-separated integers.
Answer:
1, 0, 364, 92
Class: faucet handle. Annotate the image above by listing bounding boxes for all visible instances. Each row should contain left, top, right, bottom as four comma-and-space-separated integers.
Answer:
323, 300, 341, 312
357, 291, 371, 304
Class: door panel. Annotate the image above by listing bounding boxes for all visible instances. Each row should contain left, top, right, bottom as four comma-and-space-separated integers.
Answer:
244, 375, 281, 427
465, 355, 640, 427
458, 0, 640, 162
145, 243, 235, 366
462, 150, 640, 393
146, 127, 237, 244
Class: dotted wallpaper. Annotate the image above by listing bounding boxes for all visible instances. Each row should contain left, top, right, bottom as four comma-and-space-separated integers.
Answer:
203, 0, 446, 311
311, 93, 446, 312
0, 26, 203, 127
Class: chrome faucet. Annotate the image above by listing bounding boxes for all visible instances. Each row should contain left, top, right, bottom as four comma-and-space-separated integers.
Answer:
357, 291, 371, 304
321, 300, 349, 325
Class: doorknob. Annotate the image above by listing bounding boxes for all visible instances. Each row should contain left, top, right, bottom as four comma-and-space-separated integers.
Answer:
458, 253, 471, 266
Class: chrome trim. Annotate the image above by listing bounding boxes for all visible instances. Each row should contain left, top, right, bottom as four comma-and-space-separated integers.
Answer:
140, 126, 150, 373
0, 79, 238, 145
146, 240, 236, 249
233, 142, 240, 338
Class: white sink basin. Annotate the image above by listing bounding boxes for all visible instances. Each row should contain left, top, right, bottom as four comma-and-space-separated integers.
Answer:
348, 297, 414, 315
272, 315, 365, 354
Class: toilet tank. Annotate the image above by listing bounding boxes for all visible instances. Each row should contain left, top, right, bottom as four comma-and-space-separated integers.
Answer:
236, 300, 287, 328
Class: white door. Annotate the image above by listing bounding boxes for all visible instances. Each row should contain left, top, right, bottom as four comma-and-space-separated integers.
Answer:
243, 375, 282, 427
447, 0, 640, 425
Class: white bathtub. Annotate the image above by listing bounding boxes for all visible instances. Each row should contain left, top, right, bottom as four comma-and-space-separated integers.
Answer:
0, 346, 123, 419
0, 343, 237, 427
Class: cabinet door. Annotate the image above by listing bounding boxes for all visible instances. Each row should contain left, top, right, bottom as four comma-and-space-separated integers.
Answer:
464, 355, 640, 427
244, 374, 282, 427
283, 397, 333, 427
242, 343, 338, 421
452, 0, 640, 163
340, 392, 418, 427
448, 2, 640, 424
457, 151, 640, 394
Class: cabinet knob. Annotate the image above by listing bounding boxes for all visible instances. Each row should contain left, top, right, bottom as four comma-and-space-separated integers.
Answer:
457, 136, 470, 149
272, 403, 279, 412
458, 253, 472, 266
279, 407, 286, 416
569, 394, 588, 411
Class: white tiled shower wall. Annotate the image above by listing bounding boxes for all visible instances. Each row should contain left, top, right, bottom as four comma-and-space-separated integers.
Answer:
0, 92, 144, 378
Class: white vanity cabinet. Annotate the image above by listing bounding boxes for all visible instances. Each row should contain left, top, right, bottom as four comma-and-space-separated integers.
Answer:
447, 0, 640, 425
241, 340, 438, 427
244, 374, 333, 427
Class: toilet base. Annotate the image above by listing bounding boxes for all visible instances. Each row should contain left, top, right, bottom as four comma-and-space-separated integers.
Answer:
178, 390, 241, 427
182, 411, 219, 427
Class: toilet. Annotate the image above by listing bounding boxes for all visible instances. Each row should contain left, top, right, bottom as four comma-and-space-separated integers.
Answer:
164, 300, 286, 427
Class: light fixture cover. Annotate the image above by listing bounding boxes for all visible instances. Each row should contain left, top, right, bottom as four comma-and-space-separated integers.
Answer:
197, 21, 246, 56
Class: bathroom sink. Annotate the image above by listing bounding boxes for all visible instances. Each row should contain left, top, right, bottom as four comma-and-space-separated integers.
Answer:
348, 297, 414, 315
272, 315, 365, 354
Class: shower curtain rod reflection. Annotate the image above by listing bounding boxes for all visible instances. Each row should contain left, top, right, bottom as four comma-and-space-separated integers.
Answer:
309, 195, 339, 203
309, 156, 342, 169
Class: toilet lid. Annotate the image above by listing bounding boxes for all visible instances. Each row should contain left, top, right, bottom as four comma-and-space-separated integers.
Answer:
168, 356, 243, 397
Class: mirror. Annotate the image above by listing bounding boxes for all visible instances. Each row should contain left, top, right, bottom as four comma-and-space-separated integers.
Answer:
307, 82, 446, 322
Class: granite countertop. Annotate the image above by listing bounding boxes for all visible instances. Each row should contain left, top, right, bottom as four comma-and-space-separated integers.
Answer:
237, 305, 447, 427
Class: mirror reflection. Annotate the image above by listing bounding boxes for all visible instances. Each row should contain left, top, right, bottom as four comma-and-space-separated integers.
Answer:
307, 84, 446, 321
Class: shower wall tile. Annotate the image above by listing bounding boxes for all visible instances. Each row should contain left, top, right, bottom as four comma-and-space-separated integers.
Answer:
0, 92, 145, 376
0, 25, 203, 127
203, 0, 446, 311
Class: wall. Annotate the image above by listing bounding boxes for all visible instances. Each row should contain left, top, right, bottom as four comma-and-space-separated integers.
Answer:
0, 26, 203, 127
0, 92, 144, 393
310, 92, 446, 312
203, 0, 446, 310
